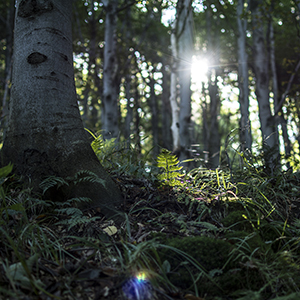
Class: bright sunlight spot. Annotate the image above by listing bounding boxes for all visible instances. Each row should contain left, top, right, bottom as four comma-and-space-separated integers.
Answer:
191, 56, 208, 87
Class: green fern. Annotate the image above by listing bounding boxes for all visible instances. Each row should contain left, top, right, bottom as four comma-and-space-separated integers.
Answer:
40, 176, 69, 195
87, 129, 105, 159
157, 149, 183, 187
40, 170, 106, 196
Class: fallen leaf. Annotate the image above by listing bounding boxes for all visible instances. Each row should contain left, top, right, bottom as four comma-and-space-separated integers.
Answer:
103, 225, 118, 235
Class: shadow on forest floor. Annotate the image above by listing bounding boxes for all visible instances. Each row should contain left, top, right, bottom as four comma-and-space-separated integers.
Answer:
1, 150, 300, 299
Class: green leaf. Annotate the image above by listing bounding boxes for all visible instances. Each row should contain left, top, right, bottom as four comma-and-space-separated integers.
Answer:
0, 163, 13, 179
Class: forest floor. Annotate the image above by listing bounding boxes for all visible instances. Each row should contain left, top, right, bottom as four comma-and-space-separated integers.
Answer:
1, 156, 300, 300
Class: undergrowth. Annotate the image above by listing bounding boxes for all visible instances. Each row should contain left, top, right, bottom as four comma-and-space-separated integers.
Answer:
1, 135, 300, 299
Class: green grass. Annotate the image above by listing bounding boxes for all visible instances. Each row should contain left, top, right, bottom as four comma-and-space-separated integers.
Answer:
1, 140, 300, 299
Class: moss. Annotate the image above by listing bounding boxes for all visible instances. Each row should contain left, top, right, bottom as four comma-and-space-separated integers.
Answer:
159, 234, 273, 297
222, 210, 255, 232
159, 236, 234, 294
225, 230, 270, 253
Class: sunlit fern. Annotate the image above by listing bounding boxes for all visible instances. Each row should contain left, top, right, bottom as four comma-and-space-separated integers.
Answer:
157, 149, 183, 187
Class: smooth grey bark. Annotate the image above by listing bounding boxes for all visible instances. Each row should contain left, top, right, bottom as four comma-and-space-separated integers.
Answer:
82, 2, 101, 130
124, 73, 133, 147
176, 0, 194, 164
205, 3, 220, 169
102, 0, 120, 140
170, 22, 180, 152
237, 0, 252, 154
148, 72, 159, 158
251, 0, 278, 168
161, 62, 172, 150
133, 86, 141, 155
2, 0, 123, 222
269, 17, 291, 166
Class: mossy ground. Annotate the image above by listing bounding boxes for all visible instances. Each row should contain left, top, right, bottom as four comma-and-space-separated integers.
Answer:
1, 156, 300, 299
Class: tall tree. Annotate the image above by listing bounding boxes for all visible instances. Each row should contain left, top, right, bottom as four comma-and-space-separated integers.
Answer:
1, 0, 15, 125
2, 0, 123, 221
203, 1, 221, 169
102, 0, 120, 140
176, 0, 194, 163
250, 0, 279, 169
170, 21, 180, 153
237, 0, 252, 154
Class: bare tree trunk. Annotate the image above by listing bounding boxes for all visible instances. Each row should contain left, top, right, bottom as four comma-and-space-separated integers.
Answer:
2, 0, 123, 222
161, 61, 172, 150
2, 0, 15, 128
102, 0, 120, 140
124, 73, 133, 147
170, 22, 180, 153
237, 0, 252, 154
205, 3, 220, 169
269, 17, 291, 167
251, 0, 279, 170
149, 74, 159, 157
176, 0, 194, 164
134, 86, 141, 155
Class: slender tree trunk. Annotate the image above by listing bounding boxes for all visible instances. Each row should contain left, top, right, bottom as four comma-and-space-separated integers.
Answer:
237, 0, 252, 154
176, 0, 194, 164
269, 17, 291, 166
2, 0, 123, 222
149, 74, 159, 157
102, 0, 120, 140
251, 0, 279, 169
124, 73, 133, 147
134, 87, 141, 155
202, 86, 209, 164
161, 62, 172, 150
2, 0, 15, 126
170, 22, 180, 153
206, 3, 220, 169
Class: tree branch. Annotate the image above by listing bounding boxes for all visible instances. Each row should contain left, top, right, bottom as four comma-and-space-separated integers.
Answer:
275, 58, 300, 115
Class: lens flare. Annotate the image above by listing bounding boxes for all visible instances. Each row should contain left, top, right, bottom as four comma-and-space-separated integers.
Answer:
122, 271, 153, 300
136, 271, 147, 282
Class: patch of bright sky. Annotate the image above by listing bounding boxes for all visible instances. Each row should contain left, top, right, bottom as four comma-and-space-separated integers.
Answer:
161, 1, 205, 26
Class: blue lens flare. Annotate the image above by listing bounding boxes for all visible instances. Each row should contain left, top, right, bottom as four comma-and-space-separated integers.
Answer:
122, 272, 153, 300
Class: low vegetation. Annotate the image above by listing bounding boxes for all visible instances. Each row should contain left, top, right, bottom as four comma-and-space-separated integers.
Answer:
1, 137, 300, 300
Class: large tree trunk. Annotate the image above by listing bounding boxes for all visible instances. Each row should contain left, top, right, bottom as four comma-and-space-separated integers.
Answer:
102, 0, 120, 140
237, 0, 252, 154
176, 0, 194, 164
2, 0, 123, 222
251, 0, 279, 169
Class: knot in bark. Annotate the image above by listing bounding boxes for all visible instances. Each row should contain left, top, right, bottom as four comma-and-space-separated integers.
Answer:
27, 52, 47, 64
18, 0, 54, 18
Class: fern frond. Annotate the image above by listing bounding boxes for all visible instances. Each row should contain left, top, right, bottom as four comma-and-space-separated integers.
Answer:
73, 170, 106, 188
54, 207, 82, 216
40, 176, 69, 194
157, 149, 183, 187
67, 197, 92, 204
91, 135, 105, 157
